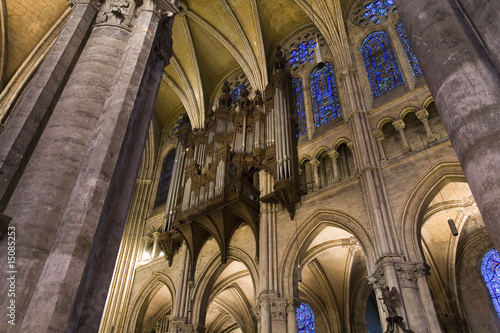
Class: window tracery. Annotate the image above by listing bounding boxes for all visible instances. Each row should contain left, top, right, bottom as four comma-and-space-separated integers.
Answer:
309, 62, 341, 127
293, 78, 307, 137
481, 248, 500, 318
288, 38, 317, 69
296, 303, 316, 333
395, 20, 422, 78
352, 0, 397, 26
361, 31, 404, 97
154, 149, 176, 208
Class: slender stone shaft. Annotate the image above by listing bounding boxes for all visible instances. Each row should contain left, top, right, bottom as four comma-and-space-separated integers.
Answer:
394, 0, 500, 250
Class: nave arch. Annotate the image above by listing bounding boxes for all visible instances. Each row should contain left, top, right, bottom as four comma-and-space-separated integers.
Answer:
126, 273, 177, 333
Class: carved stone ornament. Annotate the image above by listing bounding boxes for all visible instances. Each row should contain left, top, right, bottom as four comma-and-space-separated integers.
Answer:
270, 299, 288, 321
367, 270, 386, 290
95, 0, 137, 28
395, 265, 418, 289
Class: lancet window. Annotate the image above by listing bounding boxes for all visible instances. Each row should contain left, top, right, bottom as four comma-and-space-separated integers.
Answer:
361, 31, 404, 97
293, 78, 307, 137
296, 303, 316, 333
154, 148, 176, 208
481, 248, 500, 318
310, 62, 341, 128
395, 20, 422, 78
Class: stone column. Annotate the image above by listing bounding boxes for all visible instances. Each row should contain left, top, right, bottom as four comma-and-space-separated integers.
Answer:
0, 0, 178, 331
415, 109, 436, 143
393, 0, 500, 251
0, 0, 99, 209
392, 120, 411, 153
369, 261, 443, 333
310, 158, 320, 190
327, 150, 340, 182
286, 299, 299, 333
152, 231, 161, 258
372, 130, 387, 160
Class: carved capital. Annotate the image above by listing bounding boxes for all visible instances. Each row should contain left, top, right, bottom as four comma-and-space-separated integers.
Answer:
309, 158, 320, 169
395, 264, 418, 289
327, 150, 339, 161
347, 141, 355, 152
95, 0, 136, 28
270, 299, 288, 321
367, 270, 386, 290
392, 120, 405, 132
415, 109, 429, 122
372, 129, 385, 142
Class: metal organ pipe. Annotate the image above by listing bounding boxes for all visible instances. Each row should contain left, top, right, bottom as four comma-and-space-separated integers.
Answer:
163, 142, 185, 231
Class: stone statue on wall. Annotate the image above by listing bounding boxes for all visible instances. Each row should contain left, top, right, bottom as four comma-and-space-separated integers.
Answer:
380, 286, 414, 333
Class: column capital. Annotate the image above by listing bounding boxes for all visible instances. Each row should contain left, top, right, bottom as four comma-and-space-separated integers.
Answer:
415, 109, 429, 121
347, 141, 355, 152
309, 158, 320, 168
372, 129, 385, 142
327, 150, 339, 161
270, 298, 288, 321
392, 119, 406, 132
93, 0, 178, 30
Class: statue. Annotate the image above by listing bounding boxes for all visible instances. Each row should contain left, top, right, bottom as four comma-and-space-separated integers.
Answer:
380, 286, 414, 333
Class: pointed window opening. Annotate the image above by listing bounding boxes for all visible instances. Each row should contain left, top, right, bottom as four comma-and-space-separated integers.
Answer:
361, 31, 404, 97
395, 20, 422, 78
310, 62, 341, 128
293, 78, 307, 137
297, 303, 316, 333
154, 149, 176, 208
481, 248, 500, 318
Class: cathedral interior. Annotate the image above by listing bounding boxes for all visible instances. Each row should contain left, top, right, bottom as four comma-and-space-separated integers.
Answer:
1, 0, 500, 332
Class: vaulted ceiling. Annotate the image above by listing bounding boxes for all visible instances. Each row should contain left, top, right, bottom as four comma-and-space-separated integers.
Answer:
1, 0, 359, 130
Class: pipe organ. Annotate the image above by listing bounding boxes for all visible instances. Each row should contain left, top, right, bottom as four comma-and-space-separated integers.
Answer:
158, 47, 301, 279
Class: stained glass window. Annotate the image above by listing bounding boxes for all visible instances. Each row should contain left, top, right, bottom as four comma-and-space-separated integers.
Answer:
288, 38, 317, 68
229, 79, 251, 102
310, 62, 341, 127
361, 31, 404, 97
395, 20, 422, 78
293, 78, 307, 137
481, 248, 500, 318
361, 0, 396, 24
296, 303, 315, 333
154, 149, 176, 208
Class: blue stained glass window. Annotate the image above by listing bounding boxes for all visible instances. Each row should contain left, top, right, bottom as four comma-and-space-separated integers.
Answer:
154, 149, 176, 208
288, 38, 317, 68
361, 31, 404, 97
296, 303, 315, 333
310, 62, 341, 127
229, 79, 251, 102
292, 78, 307, 137
363, 0, 395, 23
395, 20, 422, 78
481, 248, 500, 318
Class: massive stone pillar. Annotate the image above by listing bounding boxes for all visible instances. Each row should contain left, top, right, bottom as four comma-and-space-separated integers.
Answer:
0, 0, 177, 331
393, 0, 500, 251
